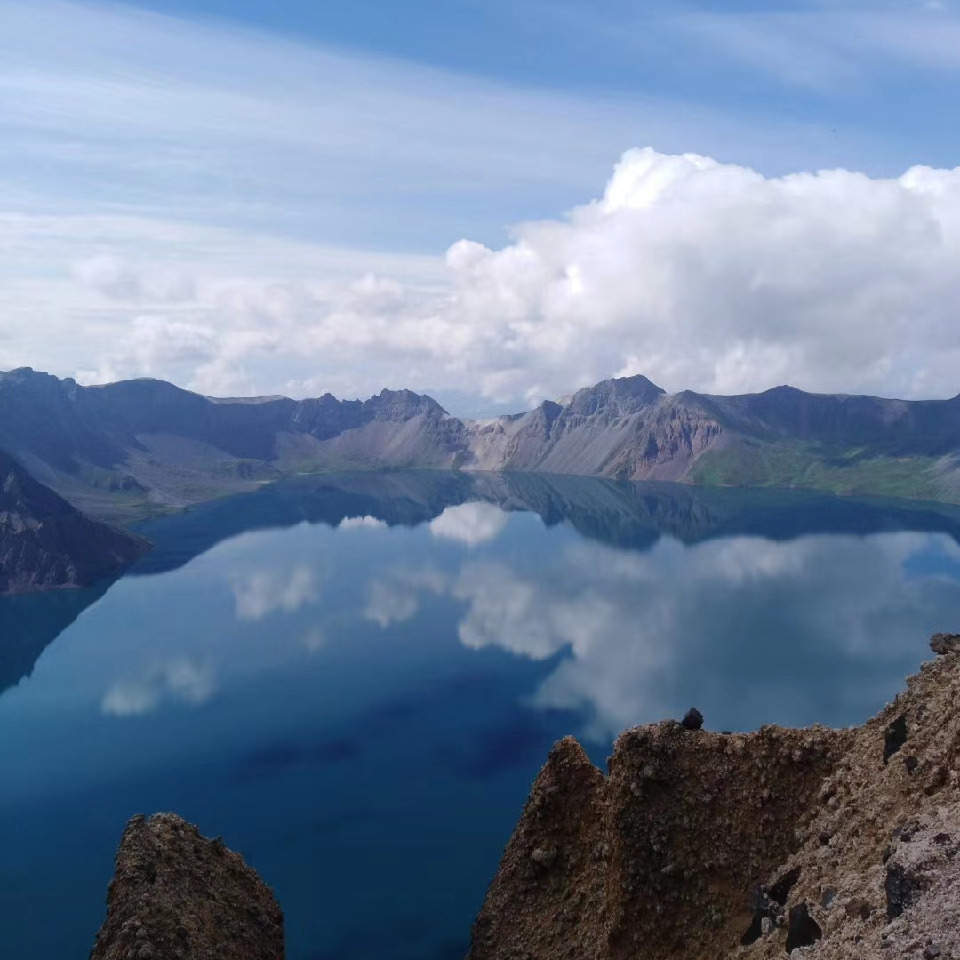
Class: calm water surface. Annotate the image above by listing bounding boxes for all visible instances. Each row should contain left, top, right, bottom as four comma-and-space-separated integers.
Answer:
3, 472, 960, 959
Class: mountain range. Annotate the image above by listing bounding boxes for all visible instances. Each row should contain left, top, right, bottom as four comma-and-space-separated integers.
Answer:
2, 366, 960, 527
2, 365, 960, 594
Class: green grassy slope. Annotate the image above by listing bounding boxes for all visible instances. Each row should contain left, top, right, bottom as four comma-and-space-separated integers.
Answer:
689, 439, 960, 503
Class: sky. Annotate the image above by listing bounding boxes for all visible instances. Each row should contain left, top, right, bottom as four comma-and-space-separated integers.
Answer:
3, 0, 960, 413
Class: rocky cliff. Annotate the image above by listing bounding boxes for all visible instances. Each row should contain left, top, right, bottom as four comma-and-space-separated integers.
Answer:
0, 449, 148, 594
90, 813, 283, 960
467, 378, 725, 482
468, 634, 960, 960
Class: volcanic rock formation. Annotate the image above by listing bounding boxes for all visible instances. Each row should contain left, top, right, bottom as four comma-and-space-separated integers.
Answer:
89, 813, 283, 960
468, 634, 960, 960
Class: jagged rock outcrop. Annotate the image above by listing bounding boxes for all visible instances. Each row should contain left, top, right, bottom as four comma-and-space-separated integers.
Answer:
0, 449, 148, 594
90, 813, 283, 960
468, 634, 960, 960
467, 380, 725, 483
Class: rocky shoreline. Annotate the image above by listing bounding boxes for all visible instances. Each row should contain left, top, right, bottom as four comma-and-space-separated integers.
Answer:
90, 634, 960, 959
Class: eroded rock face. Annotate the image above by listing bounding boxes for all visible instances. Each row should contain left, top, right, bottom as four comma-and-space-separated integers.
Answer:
469, 636, 960, 960
89, 813, 283, 960
469, 723, 847, 960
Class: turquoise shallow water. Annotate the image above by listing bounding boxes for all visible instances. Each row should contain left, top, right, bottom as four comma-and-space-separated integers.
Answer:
2, 472, 960, 959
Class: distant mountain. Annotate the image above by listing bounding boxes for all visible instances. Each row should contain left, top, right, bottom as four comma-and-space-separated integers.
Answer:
0, 449, 148, 594
0, 368, 467, 522
3, 367, 960, 520
469, 376, 960, 502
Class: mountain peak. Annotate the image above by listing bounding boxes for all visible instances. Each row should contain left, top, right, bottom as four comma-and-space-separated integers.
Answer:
369, 388, 447, 418
567, 374, 666, 417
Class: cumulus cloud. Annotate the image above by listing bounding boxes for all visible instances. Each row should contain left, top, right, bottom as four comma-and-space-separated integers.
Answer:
66, 148, 960, 407
431, 148, 960, 403
231, 565, 319, 621
429, 503, 510, 546
101, 659, 215, 716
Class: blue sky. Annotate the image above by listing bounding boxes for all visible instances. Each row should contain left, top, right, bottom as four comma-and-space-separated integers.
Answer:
3, 0, 960, 412
124, 0, 960, 180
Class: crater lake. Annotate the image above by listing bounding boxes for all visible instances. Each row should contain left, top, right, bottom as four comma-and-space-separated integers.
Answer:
3, 471, 960, 960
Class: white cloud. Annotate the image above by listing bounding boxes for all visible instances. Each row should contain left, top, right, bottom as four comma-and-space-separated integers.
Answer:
426, 147, 960, 403
0, 0, 914, 408
429, 503, 510, 546
31, 146, 960, 407
231, 565, 319, 621
101, 659, 215, 716
73, 255, 196, 302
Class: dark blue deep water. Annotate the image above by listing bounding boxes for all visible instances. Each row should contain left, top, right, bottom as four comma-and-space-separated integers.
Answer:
3, 471, 960, 959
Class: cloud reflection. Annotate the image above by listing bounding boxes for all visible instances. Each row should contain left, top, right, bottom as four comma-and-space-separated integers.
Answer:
364, 566, 448, 628
102, 659, 215, 717
339, 516, 389, 531
429, 503, 509, 547
451, 533, 960, 737
231, 566, 319, 621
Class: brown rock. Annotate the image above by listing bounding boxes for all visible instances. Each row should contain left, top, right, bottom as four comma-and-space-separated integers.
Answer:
468, 634, 960, 960
469, 724, 846, 960
89, 813, 283, 960
930, 633, 960, 656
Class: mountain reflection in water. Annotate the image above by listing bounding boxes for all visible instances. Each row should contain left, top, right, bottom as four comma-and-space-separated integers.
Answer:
2, 472, 960, 960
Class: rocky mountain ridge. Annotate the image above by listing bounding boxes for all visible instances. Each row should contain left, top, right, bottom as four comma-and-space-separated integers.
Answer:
0, 367, 466, 523
89, 813, 283, 960
5, 367, 960, 525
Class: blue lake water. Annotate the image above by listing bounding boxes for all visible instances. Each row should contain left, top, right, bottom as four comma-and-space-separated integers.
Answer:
3, 471, 960, 959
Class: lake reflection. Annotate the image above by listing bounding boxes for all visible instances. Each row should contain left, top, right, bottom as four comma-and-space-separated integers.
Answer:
2, 473, 960, 960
